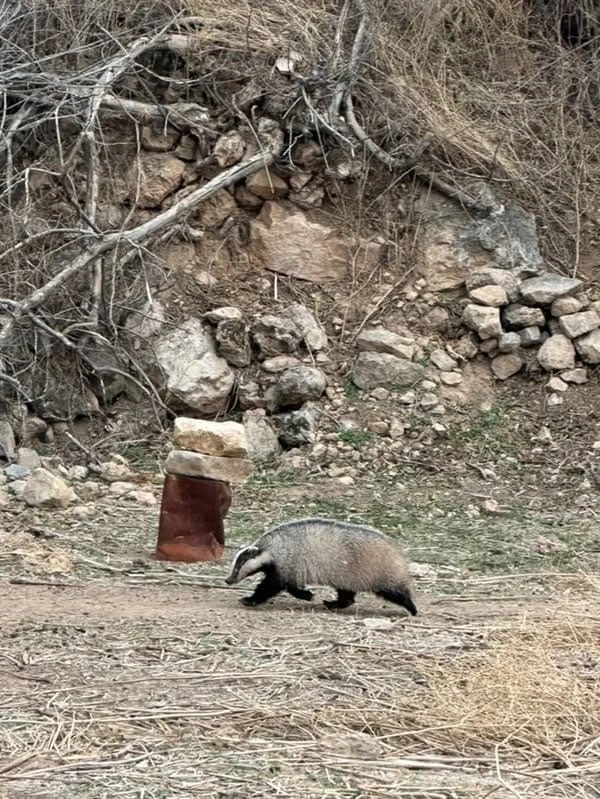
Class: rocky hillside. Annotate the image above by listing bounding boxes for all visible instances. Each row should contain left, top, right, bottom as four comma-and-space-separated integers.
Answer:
0, 0, 599, 487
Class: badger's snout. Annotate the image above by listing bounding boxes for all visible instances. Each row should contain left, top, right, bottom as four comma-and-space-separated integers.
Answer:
224, 575, 235, 585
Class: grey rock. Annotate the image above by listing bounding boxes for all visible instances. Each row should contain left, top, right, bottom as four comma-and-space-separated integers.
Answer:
462, 304, 502, 339
503, 304, 545, 329
165, 450, 252, 483
215, 318, 251, 367
560, 368, 587, 384
0, 419, 16, 460
272, 403, 321, 448
429, 349, 457, 371
420, 393, 438, 410
519, 326, 545, 347
22, 467, 77, 509
491, 353, 523, 380
7, 479, 27, 498
243, 409, 281, 461
558, 310, 600, 339
251, 314, 303, 359
262, 355, 301, 373
271, 366, 327, 410
465, 268, 521, 302
123, 299, 166, 346
17, 447, 41, 471
439, 371, 463, 386
81, 340, 127, 403
204, 306, 243, 324
4, 463, 31, 481
237, 380, 265, 411
537, 334, 576, 371
285, 303, 327, 352
475, 202, 544, 276
479, 338, 498, 355
468, 285, 508, 307
351, 352, 424, 390
154, 318, 235, 414
519, 274, 582, 305
546, 376, 568, 393
498, 332, 521, 353
574, 329, 600, 364
551, 295, 584, 317
547, 393, 564, 407
356, 328, 415, 360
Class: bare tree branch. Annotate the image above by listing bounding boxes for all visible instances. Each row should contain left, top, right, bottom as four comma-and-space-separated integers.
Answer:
0, 148, 279, 354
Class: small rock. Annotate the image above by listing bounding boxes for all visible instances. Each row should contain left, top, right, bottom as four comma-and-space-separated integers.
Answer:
462, 304, 502, 339
371, 387, 390, 401
479, 338, 498, 354
238, 380, 265, 411
491, 353, 523, 380
432, 422, 447, 435
285, 303, 327, 352
67, 465, 89, 481
22, 467, 77, 509
574, 329, 600, 364
537, 334, 576, 371
503, 304, 545, 329
194, 270, 218, 289
8, 479, 27, 498
551, 295, 584, 316
126, 154, 185, 208
262, 355, 302, 373
77, 480, 104, 500
235, 185, 264, 209
214, 131, 245, 167
439, 371, 462, 386
558, 310, 600, 339
338, 475, 355, 486
17, 447, 41, 471
109, 481, 138, 496
363, 617, 394, 630
429, 349, 457, 371
271, 366, 327, 410
453, 335, 479, 360
398, 391, 416, 405
3, 463, 31, 481
560, 368, 587, 384
535, 536, 564, 555
468, 285, 508, 307
98, 461, 132, 483
175, 134, 197, 161
173, 418, 248, 458
128, 490, 157, 506
272, 403, 321, 447
465, 268, 520, 302
243, 409, 281, 461
409, 562, 437, 579
481, 498, 504, 515
0, 419, 16, 460
204, 306, 243, 324
165, 450, 252, 483
420, 393, 438, 410
421, 379, 438, 391
0, 487, 9, 506
246, 168, 288, 199
352, 353, 424, 390
547, 393, 564, 406
519, 326, 544, 347
356, 328, 415, 360
423, 306, 450, 332
389, 419, 405, 439
215, 318, 252, 368
251, 314, 303, 359
546, 376, 568, 393
519, 274, 582, 305
368, 421, 389, 436
432, 405, 446, 415
497, 332, 521, 353
141, 126, 179, 153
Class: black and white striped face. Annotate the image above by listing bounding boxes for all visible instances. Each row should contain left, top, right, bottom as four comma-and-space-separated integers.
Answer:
224, 545, 272, 584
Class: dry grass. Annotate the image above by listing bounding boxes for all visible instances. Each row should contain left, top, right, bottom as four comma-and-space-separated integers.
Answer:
0, 597, 597, 798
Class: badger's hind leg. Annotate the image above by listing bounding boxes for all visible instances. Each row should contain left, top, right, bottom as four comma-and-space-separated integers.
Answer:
240, 569, 284, 607
376, 588, 418, 616
324, 589, 356, 610
286, 585, 314, 601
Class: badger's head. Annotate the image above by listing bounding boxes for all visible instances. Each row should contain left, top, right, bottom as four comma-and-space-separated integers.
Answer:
224, 544, 272, 585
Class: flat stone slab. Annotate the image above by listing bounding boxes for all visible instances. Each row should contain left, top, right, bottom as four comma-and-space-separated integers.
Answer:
165, 450, 252, 483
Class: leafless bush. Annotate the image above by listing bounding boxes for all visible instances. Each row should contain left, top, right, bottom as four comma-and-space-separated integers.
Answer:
0, 0, 598, 423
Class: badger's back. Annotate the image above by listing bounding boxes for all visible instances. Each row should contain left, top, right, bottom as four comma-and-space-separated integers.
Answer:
257, 517, 412, 592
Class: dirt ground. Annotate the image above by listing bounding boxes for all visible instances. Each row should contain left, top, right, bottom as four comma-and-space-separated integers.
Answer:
1, 465, 598, 799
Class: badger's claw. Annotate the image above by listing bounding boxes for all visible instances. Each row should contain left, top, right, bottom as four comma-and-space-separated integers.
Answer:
240, 596, 259, 607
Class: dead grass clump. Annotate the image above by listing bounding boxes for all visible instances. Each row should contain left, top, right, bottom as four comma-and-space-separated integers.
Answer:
410, 620, 599, 764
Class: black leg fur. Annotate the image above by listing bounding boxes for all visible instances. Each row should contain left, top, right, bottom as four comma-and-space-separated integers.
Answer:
376, 588, 418, 616
240, 570, 284, 607
286, 585, 314, 601
324, 589, 356, 610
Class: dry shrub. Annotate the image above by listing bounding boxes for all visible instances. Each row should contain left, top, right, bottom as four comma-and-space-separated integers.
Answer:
409, 619, 599, 761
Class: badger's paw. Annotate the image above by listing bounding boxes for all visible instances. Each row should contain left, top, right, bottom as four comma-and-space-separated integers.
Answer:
240, 596, 259, 607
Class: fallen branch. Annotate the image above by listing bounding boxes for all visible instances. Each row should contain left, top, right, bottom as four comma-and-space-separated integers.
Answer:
0, 147, 279, 354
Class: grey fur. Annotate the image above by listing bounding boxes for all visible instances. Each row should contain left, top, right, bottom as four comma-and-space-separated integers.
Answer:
224, 517, 417, 614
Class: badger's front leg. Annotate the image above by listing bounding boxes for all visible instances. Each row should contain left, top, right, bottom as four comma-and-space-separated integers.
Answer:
240, 568, 284, 607
286, 585, 314, 601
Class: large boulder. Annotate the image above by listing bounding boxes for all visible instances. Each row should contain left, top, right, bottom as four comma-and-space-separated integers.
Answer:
154, 318, 235, 413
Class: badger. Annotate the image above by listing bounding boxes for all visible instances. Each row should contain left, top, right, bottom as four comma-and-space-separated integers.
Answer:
224, 517, 417, 615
